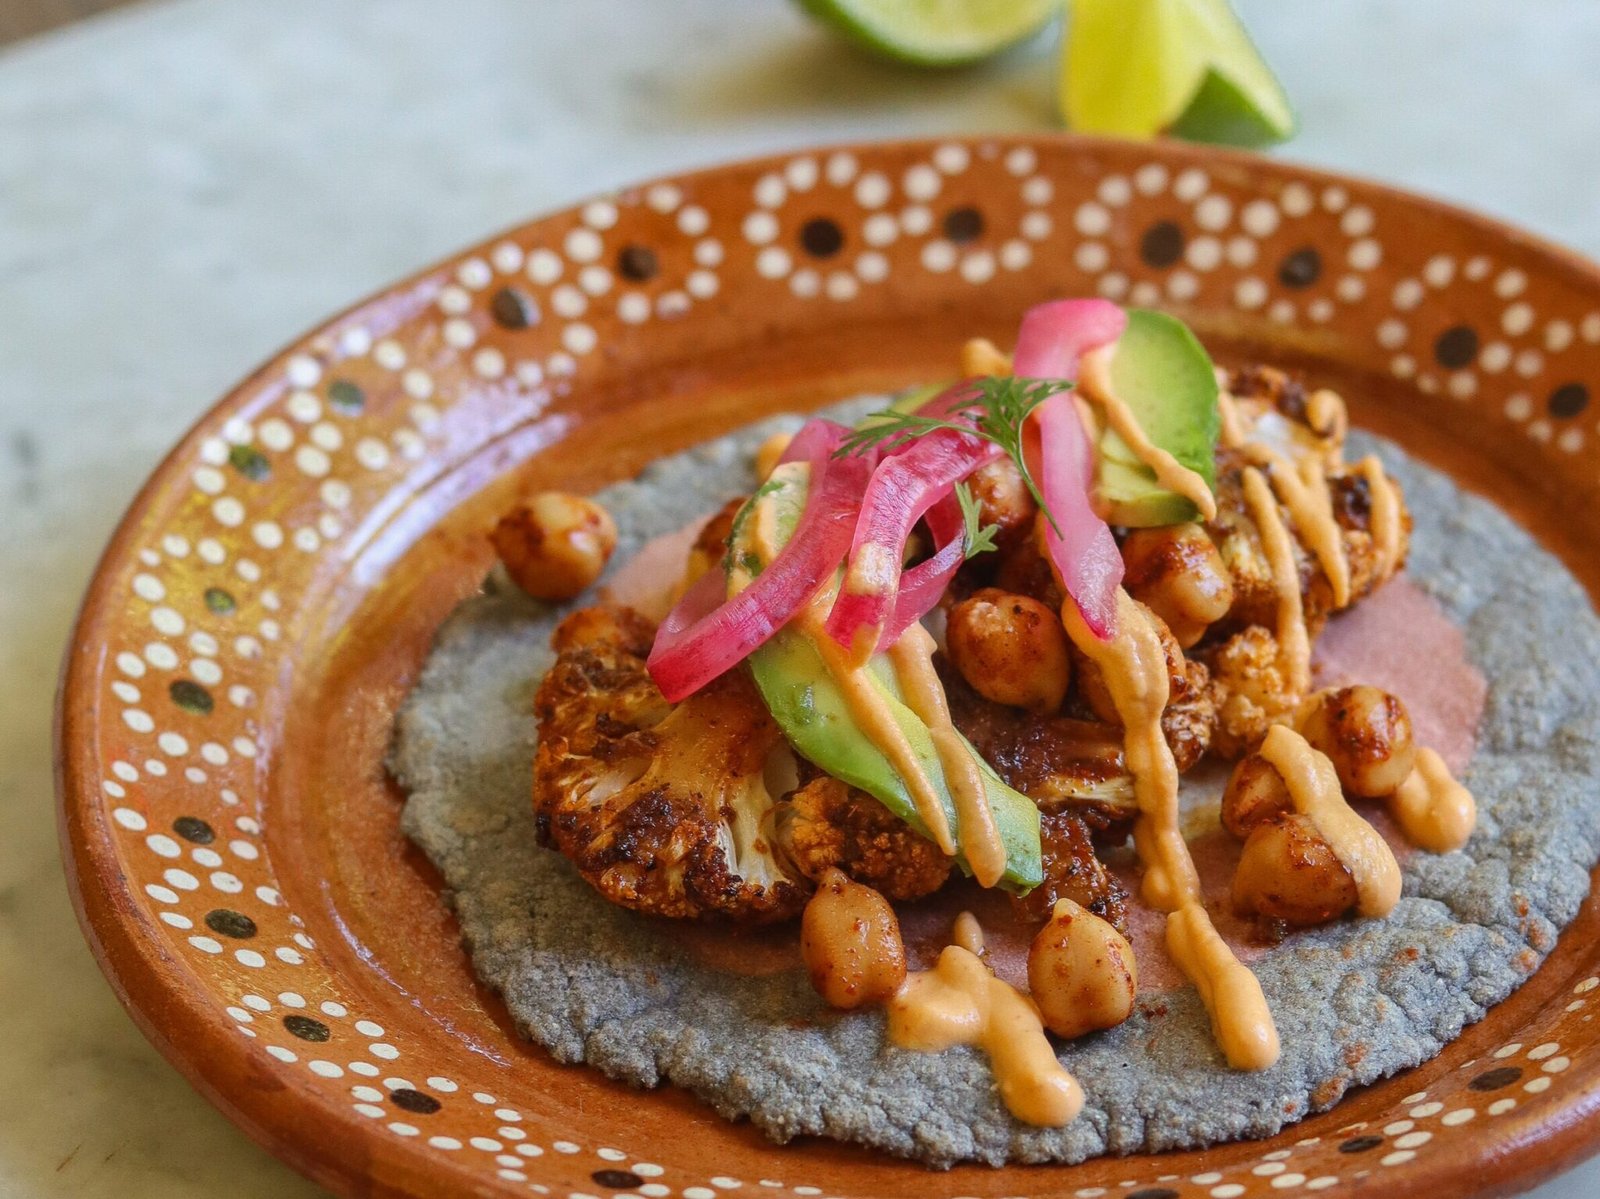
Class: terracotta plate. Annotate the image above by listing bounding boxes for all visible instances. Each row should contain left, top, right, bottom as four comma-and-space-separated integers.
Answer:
58, 136, 1600, 1199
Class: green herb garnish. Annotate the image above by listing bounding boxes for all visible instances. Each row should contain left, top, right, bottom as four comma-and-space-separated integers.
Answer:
836, 375, 1071, 534
954, 481, 1000, 559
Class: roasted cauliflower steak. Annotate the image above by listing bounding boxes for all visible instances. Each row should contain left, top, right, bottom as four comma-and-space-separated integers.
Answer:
533, 604, 809, 922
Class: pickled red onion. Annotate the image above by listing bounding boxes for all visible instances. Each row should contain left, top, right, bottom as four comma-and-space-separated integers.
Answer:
646, 419, 872, 701
822, 426, 999, 661
1026, 395, 1123, 639
881, 490, 966, 647
1013, 299, 1127, 640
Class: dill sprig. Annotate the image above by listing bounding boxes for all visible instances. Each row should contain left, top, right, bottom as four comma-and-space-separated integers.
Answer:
953, 481, 1000, 559
836, 375, 1072, 535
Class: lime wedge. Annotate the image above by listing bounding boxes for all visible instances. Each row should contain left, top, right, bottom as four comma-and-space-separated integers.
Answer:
1063, 0, 1295, 147
797, 0, 1061, 68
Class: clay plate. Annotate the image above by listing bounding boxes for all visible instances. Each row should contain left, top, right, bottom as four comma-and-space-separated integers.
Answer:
57, 135, 1600, 1199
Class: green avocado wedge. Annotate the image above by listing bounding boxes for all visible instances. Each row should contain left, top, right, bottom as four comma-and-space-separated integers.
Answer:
729, 463, 1043, 891
749, 629, 1044, 890
1092, 308, 1221, 527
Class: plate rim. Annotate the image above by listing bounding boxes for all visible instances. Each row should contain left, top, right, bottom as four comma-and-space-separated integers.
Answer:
54, 130, 1600, 1199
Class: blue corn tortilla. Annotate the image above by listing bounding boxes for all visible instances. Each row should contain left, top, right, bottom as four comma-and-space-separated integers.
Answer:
390, 399, 1600, 1167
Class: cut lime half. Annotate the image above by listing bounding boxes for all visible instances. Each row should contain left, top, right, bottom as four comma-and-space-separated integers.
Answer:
1063, 0, 1295, 148
797, 0, 1061, 68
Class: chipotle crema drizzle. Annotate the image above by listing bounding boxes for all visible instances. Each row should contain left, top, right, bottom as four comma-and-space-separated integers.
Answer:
793, 357, 1481, 1124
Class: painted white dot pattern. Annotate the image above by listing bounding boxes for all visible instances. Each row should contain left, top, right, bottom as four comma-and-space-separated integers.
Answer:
72, 142, 1600, 1198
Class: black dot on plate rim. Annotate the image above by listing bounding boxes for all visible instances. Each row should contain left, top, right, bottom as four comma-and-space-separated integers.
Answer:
228, 444, 271, 481
204, 909, 257, 939
1139, 220, 1185, 269
389, 1088, 442, 1114
1549, 381, 1590, 418
1470, 1065, 1523, 1091
616, 243, 659, 281
942, 206, 984, 244
172, 816, 215, 844
327, 380, 365, 415
1339, 1134, 1385, 1153
1433, 324, 1480, 369
1278, 246, 1323, 289
203, 587, 236, 615
1127, 1189, 1181, 1199
168, 679, 214, 715
490, 286, 539, 330
591, 1169, 644, 1191
798, 216, 844, 258
283, 1014, 331, 1042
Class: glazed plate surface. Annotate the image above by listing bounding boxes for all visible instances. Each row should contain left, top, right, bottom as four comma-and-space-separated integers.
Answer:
57, 135, 1600, 1199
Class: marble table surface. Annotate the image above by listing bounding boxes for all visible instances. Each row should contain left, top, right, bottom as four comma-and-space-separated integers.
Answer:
5, 1, 1599, 1195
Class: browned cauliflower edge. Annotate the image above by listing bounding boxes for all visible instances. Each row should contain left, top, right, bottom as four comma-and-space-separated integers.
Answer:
772, 774, 953, 901
532, 604, 809, 923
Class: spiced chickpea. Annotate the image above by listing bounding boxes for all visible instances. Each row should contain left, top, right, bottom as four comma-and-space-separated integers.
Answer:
1027, 898, 1138, 1040
960, 336, 1011, 377
800, 868, 907, 1010
993, 513, 1064, 609
754, 432, 793, 481
945, 588, 1071, 714
681, 497, 743, 589
965, 457, 1037, 545
1220, 753, 1294, 841
1232, 812, 1359, 927
1297, 685, 1416, 798
492, 492, 618, 601
1121, 523, 1234, 648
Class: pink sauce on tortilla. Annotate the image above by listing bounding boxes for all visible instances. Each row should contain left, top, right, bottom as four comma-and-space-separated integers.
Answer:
608, 528, 1487, 997
1312, 577, 1484, 774
598, 517, 713, 622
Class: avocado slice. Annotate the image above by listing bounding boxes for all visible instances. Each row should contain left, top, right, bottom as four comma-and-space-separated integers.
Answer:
1091, 308, 1221, 527
891, 381, 948, 414
729, 465, 1043, 892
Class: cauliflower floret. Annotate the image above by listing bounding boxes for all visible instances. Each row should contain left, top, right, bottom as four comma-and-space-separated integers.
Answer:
1207, 366, 1414, 642
1011, 810, 1130, 931
1071, 601, 1216, 772
1202, 624, 1298, 759
533, 605, 809, 922
1327, 470, 1412, 598
938, 655, 1138, 822
773, 775, 952, 901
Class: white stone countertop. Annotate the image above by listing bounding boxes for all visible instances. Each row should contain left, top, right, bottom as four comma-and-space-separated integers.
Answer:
4, 1, 1599, 1195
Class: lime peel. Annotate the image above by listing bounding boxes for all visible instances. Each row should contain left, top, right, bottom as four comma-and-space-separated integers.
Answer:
797, 0, 1061, 68
1063, 0, 1295, 148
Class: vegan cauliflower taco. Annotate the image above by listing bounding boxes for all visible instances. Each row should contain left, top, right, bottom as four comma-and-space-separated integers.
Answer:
393, 299, 1600, 1166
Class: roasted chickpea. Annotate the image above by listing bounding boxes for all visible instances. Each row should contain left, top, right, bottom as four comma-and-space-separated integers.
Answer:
800, 868, 907, 1010
992, 513, 1064, 609
754, 432, 793, 481
681, 497, 743, 589
964, 457, 1037, 546
1296, 685, 1416, 798
1220, 753, 1293, 840
960, 336, 1011, 377
1121, 523, 1235, 647
1232, 812, 1359, 927
1027, 898, 1138, 1039
492, 492, 618, 601
945, 588, 1071, 714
